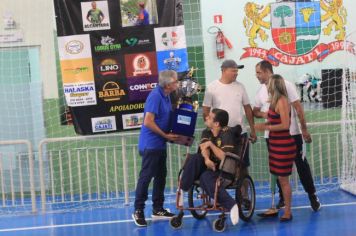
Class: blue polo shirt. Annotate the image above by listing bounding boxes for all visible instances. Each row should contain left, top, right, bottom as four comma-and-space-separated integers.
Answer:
138, 86, 172, 152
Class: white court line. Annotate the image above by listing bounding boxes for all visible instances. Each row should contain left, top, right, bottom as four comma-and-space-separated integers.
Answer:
1, 201, 356, 233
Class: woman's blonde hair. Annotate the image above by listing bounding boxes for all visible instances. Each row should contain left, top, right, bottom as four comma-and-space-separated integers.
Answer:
268, 74, 288, 108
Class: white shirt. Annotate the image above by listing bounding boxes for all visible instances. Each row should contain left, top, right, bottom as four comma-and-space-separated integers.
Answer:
254, 79, 300, 138
203, 80, 250, 131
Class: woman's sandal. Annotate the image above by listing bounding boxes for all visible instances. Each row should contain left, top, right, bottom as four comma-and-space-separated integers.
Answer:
257, 208, 279, 218
280, 214, 293, 222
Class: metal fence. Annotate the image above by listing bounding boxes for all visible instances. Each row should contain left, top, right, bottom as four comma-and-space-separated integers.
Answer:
0, 128, 343, 214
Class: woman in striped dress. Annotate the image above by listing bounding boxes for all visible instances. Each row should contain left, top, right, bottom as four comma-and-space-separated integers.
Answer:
255, 74, 296, 221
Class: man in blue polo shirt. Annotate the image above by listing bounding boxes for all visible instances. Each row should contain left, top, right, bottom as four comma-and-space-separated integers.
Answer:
132, 70, 179, 227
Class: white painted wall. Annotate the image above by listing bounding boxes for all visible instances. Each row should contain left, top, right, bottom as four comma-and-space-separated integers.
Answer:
201, 0, 356, 103
0, 0, 58, 98
1, 0, 355, 101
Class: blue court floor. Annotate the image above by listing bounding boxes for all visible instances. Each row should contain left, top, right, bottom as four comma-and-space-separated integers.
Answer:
0, 188, 355, 236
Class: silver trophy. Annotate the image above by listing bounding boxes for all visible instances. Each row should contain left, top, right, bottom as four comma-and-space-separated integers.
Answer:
176, 67, 201, 112
170, 67, 201, 146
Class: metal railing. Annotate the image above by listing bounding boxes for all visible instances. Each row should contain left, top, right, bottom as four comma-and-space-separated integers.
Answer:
0, 125, 345, 214
0, 140, 35, 213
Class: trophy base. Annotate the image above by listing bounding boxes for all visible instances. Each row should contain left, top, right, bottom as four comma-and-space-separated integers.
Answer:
170, 109, 197, 137
170, 134, 195, 146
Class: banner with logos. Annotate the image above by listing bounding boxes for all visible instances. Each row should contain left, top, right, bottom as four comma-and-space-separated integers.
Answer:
54, 0, 188, 134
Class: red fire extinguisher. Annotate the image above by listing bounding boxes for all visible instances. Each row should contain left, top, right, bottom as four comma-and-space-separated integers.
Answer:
215, 29, 233, 59
216, 31, 225, 59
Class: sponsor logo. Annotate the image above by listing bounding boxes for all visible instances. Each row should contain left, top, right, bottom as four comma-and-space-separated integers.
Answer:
129, 82, 157, 91
91, 116, 117, 133
109, 103, 144, 112
125, 37, 138, 46
157, 49, 188, 73
84, 22, 110, 29
122, 113, 144, 129
163, 51, 182, 71
161, 31, 178, 47
98, 58, 121, 75
127, 76, 158, 102
63, 83, 97, 107
133, 54, 151, 76
138, 39, 151, 45
177, 115, 191, 125
63, 66, 89, 75
81, 1, 111, 31
125, 37, 151, 47
64, 86, 94, 93
94, 36, 121, 52
98, 81, 126, 102
70, 92, 89, 97
125, 52, 157, 77
65, 40, 84, 54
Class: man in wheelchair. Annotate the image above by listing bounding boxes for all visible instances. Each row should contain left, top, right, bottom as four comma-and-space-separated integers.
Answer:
180, 108, 243, 225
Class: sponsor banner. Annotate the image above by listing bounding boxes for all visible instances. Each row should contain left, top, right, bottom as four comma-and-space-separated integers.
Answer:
63, 82, 97, 107
154, 25, 187, 51
156, 48, 189, 72
54, 0, 187, 134
127, 76, 158, 102
58, 34, 92, 60
81, 1, 111, 31
60, 58, 95, 83
91, 34, 122, 54
91, 115, 117, 133
240, 40, 356, 66
98, 81, 127, 102
122, 113, 144, 129
124, 51, 158, 77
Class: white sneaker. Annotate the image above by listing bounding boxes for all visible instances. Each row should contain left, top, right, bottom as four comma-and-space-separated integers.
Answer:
230, 204, 239, 225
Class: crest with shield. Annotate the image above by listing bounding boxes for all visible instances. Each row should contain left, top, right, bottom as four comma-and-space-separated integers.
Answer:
271, 1, 321, 55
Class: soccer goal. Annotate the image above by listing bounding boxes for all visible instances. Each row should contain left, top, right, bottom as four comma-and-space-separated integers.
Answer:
340, 31, 356, 196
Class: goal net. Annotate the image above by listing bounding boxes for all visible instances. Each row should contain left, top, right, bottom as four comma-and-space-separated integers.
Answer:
340, 31, 356, 196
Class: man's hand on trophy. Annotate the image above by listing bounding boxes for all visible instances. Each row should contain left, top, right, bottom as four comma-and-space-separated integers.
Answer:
165, 133, 180, 142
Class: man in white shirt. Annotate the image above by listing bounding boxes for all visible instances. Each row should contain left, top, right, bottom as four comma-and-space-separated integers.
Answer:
203, 59, 257, 167
253, 60, 321, 214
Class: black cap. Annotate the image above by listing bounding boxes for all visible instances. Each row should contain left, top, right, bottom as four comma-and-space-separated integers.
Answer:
221, 59, 244, 69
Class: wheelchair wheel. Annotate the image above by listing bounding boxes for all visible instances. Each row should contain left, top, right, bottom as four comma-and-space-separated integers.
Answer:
212, 218, 226, 232
235, 175, 255, 222
169, 216, 183, 229
188, 185, 208, 219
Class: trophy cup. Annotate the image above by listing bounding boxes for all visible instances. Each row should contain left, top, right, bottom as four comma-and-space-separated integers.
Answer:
170, 67, 201, 146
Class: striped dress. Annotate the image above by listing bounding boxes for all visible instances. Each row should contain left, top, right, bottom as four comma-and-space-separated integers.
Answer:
267, 108, 296, 176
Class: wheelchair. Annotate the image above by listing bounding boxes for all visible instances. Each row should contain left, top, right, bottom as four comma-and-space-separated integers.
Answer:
169, 137, 256, 232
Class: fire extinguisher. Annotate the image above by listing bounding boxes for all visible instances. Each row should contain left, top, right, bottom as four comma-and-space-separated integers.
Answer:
216, 31, 225, 59
210, 27, 233, 59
